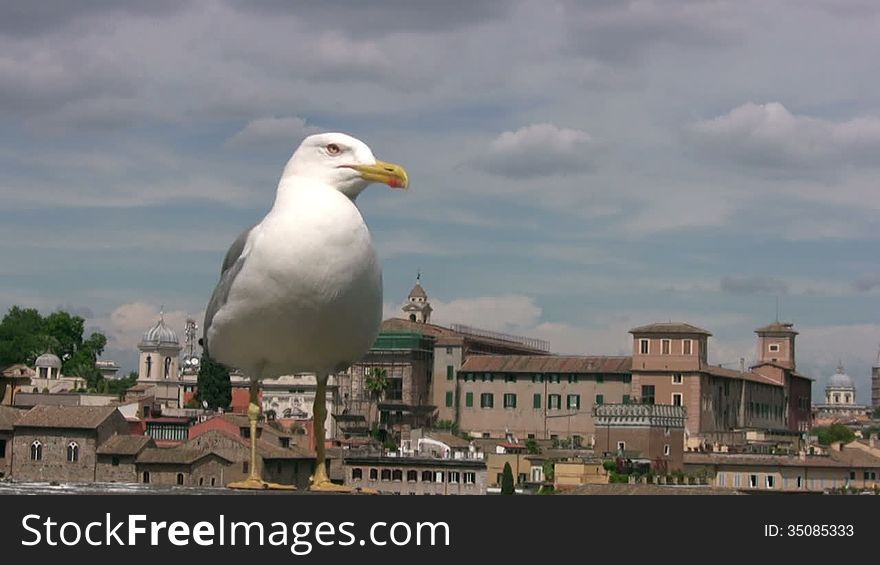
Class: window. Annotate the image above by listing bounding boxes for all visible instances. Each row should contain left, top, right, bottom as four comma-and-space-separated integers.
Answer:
622, 394, 631, 404
569, 394, 581, 409
661, 339, 671, 355
177, 473, 185, 485
766, 475, 775, 489
67, 441, 79, 463
392, 469, 403, 481
111, 456, 119, 466
446, 347, 453, 355
749, 474, 758, 488
568, 374, 578, 383
370, 468, 378, 480
533, 393, 541, 409
422, 470, 433, 482
548, 394, 561, 410
199, 477, 204, 486
0, 438, 5, 458
503, 393, 517, 409
518, 473, 527, 484
505, 374, 516, 383
596, 374, 604, 384
683, 339, 693, 355
639, 339, 649, 354
381, 469, 392, 481
733, 474, 741, 487
672, 373, 683, 384
572, 435, 582, 448
592, 394, 601, 407
664, 444, 670, 456
446, 365, 454, 380
352, 468, 363, 481
796, 476, 802, 488
448, 471, 460, 484
616, 441, 626, 453
30, 441, 42, 461
211, 477, 216, 487
434, 472, 445, 483
465, 392, 473, 408
480, 393, 494, 409
641, 385, 655, 405
407, 470, 418, 482
769, 343, 780, 353
464, 472, 476, 485
672, 393, 683, 407
142, 471, 150, 484
445, 391, 453, 407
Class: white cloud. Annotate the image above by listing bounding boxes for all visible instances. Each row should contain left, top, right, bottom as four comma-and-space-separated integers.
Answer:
474, 123, 597, 178
89, 302, 202, 353
226, 116, 321, 148
687, 102, 880, 174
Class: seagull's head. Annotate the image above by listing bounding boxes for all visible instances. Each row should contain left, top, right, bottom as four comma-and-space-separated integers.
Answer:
282, 132, 409, 199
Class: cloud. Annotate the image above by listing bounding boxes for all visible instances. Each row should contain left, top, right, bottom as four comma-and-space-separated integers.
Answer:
0, 1, 182, 37
720, 276, 790, 295
226, 116, 321, 148
429, 295, 543, 332
90, 302, 201, 352
687, 102, 880, 175
473, 123, 597, 178
853, 274, 880, 292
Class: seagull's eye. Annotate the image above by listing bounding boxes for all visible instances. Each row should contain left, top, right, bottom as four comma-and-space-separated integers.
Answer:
326, 143, 341, 155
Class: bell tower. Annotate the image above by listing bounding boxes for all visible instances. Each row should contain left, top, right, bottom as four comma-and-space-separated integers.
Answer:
755, 321, 798, 370
401, 272, 432, 324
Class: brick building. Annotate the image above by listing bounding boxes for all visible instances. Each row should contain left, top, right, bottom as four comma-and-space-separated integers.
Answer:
11, 405, 129, 482
593, 403, 687, 472
96, 435, 155, 483
0, 406, 24, 478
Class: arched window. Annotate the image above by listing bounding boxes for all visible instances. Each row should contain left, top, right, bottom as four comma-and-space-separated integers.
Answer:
352, 468, 363, 481
421, 470, 433, 482
145, 355, 152, 378
67, 441, 79, 463
164, 357, 172, 379
199, 477, 204, 486
176, 473, 184, 485
392, 469, 403, 481
31, 441, 42, 461
142, 471, 151, 484
369, 468, 378, 480
380, 469, 391, 481
407, 470, 418, 482
210, 477, 216, 487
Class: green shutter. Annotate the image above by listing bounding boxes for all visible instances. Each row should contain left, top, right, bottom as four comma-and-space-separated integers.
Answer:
445, 391, 453, 407
533, 393, 541, 409
622, 394, 630, 404
446, 365, 454, 380
595, 394, 604, 405
466, 392, 473, 407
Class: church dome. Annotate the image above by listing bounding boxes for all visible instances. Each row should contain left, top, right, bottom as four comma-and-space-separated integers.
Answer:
140, 316, 179, 347
828, 364, 854, 389
35, 352, 62, 369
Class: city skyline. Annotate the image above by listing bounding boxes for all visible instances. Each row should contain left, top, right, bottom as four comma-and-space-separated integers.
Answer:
0, 1, 878, 399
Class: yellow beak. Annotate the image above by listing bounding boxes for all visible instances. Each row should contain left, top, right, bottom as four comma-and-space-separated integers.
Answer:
352, 160, 409, 189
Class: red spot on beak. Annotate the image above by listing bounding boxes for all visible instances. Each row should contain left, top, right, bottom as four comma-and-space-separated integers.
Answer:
388, 177, 404, 189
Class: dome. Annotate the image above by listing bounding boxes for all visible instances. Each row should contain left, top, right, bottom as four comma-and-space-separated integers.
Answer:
828, 364, 854, 389
35, 352, 62, 369
140, 316, 179, 347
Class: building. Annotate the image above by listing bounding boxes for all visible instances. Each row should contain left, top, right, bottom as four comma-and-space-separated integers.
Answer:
872, 346, 880, 411
813, 364, 871, 425
95, 434, 156, 482
0, 364, 34, 406
134, 447, 234, 487
343, 456, 487, 495
29, 352, 84, 394
553, 458, 608, 491
401, 275, 432, 324
11, 405, 129, 482
137, 312, 184, 408
593, 403, 687, 472
96, 360, 121, 380
455, 355, 631, 442
684, 441, 880, 492
0, 406, 24, 478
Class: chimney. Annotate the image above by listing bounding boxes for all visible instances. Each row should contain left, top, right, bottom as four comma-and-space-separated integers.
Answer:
832, 441, 844, 452
870, 434, 877, 449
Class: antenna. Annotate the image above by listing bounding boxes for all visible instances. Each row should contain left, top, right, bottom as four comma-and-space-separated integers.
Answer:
774, 296, 779, 323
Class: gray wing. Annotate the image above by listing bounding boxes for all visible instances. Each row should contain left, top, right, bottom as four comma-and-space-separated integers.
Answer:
201, 224, 257, 356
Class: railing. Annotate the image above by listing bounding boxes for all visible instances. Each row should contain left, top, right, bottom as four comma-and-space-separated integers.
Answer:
450, 323, 550, 352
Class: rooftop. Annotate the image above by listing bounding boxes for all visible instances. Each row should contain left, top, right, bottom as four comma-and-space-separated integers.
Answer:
567, 483, 740, 495
755, 321, 798, 335
629, 322, 712, 336
0, 406, 26, 431
136, 447, 232, 465
97, 434, 155, 455
460, 355, 631, 374
15, 405, 120, 430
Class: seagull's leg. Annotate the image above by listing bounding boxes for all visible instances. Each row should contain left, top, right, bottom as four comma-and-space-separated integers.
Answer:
309, 372, 350, 492
246, 378, 261, 482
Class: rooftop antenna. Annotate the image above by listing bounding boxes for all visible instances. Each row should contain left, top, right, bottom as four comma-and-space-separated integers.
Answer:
774, 296, 780, 323
159, 304, 165, 324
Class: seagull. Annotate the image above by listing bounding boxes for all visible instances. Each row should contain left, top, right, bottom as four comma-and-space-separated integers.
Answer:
202, 132, 408, 490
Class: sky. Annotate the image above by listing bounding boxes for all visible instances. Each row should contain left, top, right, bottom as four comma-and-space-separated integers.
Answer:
1, 1, 878, 400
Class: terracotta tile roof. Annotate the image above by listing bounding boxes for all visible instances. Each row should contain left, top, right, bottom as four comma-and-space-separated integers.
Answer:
136, 447, 232, 465
0, 406, 26, 431
567, 483, 740, 495
97, 434, 155, 455
379, 318, 548, 354
423, 431, 471, 449
191, 428, 313, 460
682, 452, 870, 469
460, 355, 632, 374
15, 405, 120, 430
703, 365, 781, 386
629, 322, 712, 336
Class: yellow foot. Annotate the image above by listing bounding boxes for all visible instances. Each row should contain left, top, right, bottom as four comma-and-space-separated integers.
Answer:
308, 480, 355, 493
227, 478, 297, 491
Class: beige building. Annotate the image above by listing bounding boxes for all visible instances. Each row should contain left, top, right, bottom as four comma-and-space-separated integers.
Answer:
343, 456, 487, 495
813, 364, 871, 425
137, 313, 184, 408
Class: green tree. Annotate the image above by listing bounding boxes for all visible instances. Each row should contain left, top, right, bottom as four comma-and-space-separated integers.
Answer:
0, 307, 49, 366
197, 352, 231, 409
525, 438, 540, 455
501, 462, 515, 495
815, 424, 855, 446
365, 367, 389, 431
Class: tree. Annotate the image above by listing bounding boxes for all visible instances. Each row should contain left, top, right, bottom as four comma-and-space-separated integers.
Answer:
525, 438, 540, 455
501, 462, 515, 495
815, 424, 855, 446
364, 367, 389, 431
197, 352, 231, 409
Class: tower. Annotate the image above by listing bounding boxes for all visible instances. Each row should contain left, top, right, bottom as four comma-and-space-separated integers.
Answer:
872, 345, 880, 410
754, 321, 798, 370
138, 310, 182, 383
401, 272, 432, 323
